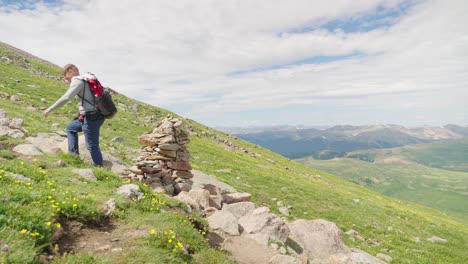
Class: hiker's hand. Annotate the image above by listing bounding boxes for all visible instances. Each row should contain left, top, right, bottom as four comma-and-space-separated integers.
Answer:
42, 110, 49, 117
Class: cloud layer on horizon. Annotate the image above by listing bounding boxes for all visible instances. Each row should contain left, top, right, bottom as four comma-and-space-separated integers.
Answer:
0, 0, 467, 126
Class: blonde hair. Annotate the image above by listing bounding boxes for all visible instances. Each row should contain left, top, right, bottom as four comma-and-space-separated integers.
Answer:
62, 64, 79, 76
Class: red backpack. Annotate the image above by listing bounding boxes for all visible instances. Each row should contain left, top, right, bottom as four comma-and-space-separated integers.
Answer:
81, 73, 117, 119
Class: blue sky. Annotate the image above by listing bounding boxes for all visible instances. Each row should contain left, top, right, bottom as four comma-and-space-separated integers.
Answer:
0, 0, 467, 127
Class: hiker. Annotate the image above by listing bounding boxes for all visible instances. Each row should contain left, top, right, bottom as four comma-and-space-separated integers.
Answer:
43, 64, 105, 166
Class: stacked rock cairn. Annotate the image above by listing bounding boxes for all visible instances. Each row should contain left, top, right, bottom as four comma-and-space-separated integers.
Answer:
129, 115, 193, 195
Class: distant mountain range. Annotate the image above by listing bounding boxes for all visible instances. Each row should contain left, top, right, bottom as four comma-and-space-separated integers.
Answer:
222, 124, 468, 159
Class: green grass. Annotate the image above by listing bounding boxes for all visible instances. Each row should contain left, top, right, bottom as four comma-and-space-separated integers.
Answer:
1, 43, 468, 263
399, 138, 468, 172
295, 157, 468, 222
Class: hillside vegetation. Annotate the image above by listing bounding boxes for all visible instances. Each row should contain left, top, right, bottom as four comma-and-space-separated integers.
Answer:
1, 43, 467, 263
296, 139, 468, 221
296, 157, 468, 221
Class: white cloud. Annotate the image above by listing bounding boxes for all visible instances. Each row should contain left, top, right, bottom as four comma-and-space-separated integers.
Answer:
0, 0, 467, 126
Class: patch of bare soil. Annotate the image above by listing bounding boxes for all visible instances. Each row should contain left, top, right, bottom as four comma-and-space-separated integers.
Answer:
48, 218, 148, 260
53, 219, 122, 255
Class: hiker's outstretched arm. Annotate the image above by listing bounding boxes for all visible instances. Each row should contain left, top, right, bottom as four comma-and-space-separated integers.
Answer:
45, 78, 84, 113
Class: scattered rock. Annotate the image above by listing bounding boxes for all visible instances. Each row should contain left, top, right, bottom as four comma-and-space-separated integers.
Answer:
7, 129, 25, 139
9, 118, 24, 129
0, 118, 9, 126
279, 206, 290, 216
223, 192, 251, 204
346, 229, 366, 241
376, 253, 392, 262
117, 184, 143, 201
101, 199, 117, 216
427, 236, 447, 243
72, 169, 97, 182
12, 144, 44, 156
54, 160, 66, 167
348, 248, 386, 264
8, 173, 32, 182
0, 126, 10, 136
111, 136, 124, 143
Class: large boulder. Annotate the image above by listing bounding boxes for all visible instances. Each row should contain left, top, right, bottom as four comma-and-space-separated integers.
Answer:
207, 208, 240, 236
190, 170, 237, 193
288, 220, 385, 263
174, 191, 200, 212
186, 189, 211, 210
26, 133, 64, 154
224, 201, 258, 219
288, 219, 349, 259
203, 184, 223, 210
13, 144, 44, 156
238, 207, 289, 245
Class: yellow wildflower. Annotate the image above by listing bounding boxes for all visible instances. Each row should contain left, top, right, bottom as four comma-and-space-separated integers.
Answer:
46, 222, 51, 226
150, 229, 155, 235
20, 229, 27, 235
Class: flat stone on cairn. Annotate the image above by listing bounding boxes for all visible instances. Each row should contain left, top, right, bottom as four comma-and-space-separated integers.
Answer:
134, 115, 193, 195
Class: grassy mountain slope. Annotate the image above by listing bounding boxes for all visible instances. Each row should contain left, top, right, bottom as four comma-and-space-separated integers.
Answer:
1, 43, 468, 263
398, 139, 468, 172
295, 157, 468, 221
342, 139, 468, 173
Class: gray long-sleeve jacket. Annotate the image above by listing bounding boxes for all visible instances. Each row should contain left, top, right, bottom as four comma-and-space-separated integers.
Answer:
46, 74, 98, 115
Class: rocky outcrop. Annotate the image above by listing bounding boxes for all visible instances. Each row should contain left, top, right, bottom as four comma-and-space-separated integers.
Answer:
177, 169, 385, 264
288, 219, 350, 260
0, 109, 27, 139
132, 115, 193, 195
